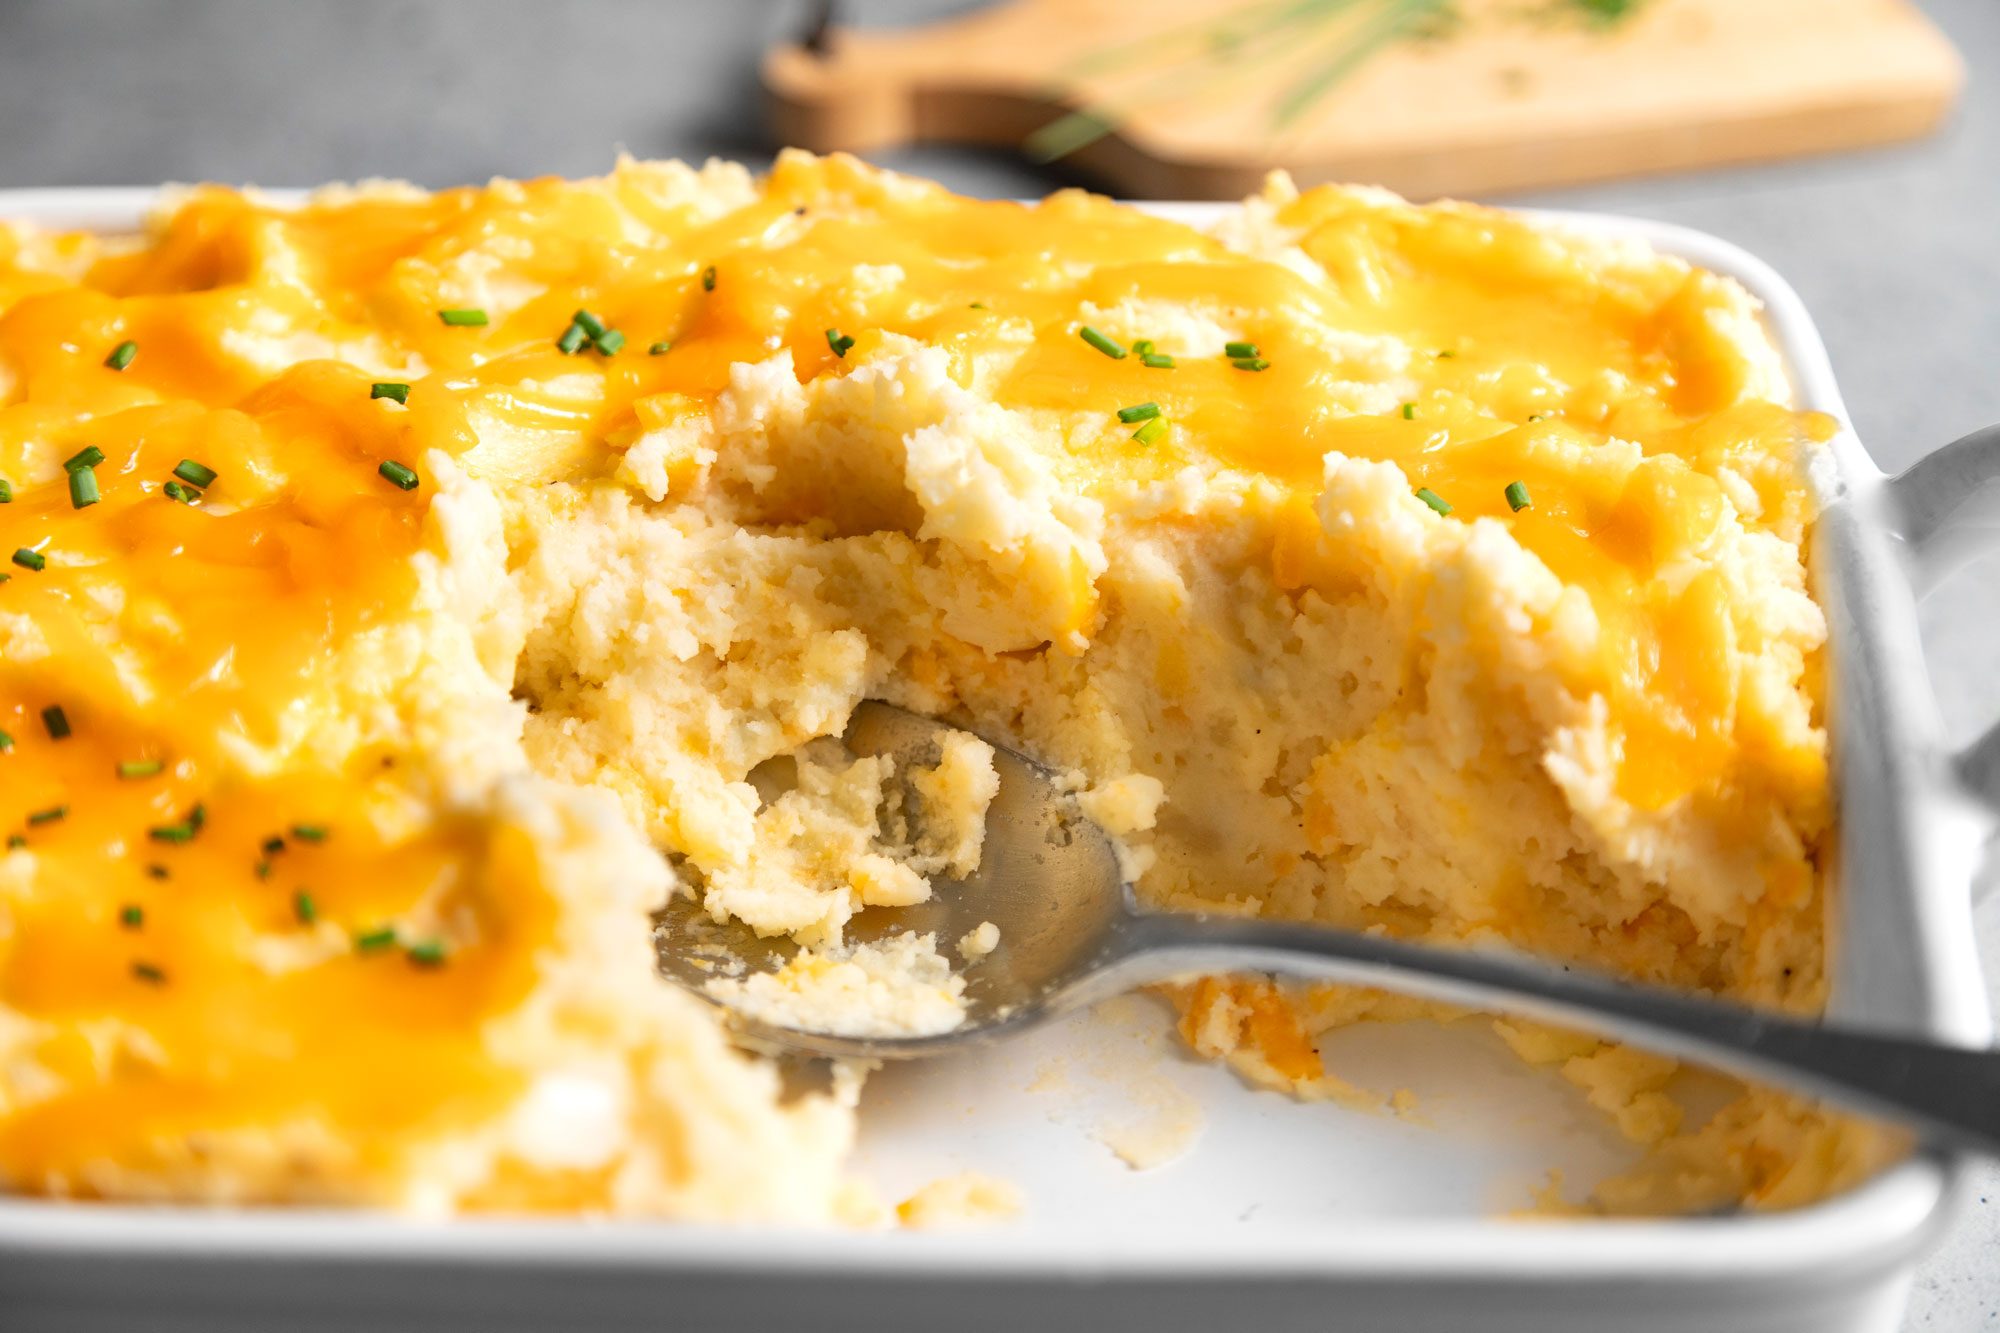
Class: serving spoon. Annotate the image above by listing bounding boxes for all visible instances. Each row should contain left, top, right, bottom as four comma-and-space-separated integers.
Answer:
656, 702, 2000, 1155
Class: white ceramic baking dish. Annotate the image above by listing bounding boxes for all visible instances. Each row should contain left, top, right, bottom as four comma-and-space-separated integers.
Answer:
0, 190, 1991, 1333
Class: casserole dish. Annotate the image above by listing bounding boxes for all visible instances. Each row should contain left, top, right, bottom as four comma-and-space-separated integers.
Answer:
0, 188, 1990, 1333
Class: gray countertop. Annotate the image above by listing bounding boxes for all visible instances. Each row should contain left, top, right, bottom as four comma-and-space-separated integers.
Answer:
0, 0, 1994, 1325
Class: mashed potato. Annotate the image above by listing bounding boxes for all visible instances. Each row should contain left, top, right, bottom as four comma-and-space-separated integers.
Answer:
0, 153, 1883, 1217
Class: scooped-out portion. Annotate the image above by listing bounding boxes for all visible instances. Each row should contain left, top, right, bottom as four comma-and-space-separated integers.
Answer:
0, 153, 1887, 1219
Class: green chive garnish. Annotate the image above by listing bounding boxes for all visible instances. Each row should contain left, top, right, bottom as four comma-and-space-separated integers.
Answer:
294, 891, 317, 925
163, 480, 200, 505
1117, 402, 1161, 424
146, 864, 168, 880
254, 860, 273, 880
371, 382, 410, 404
355, 926, 398, 953
407, 940, 447, 967
117, 759, 163, 779
378, 460, 419, 491
648, 341, 672, 355
1401, 403, 1416, 420
5, 835, 24, 850
132, 962, 166, 985
65, 446, 105, 473
290, 824, 329, 843
261, 835, 286, 855
594, 329, 626, 356
1506, 481, 1533, 512
1140, 352, 1175, 369
12, 548, 47, 572
1224, 341, 1259, 359
968, 302, 988, 311
26, 806, 66, 826
1132, 339, 1156, 356
1132, 418, 1169, 446
1435, 349, 1456, 359
1079, 326, 1126, 359
556, 322, 588, 355
119, 904, 143, 929
701, 266, 717, 292
0, 479, 10, 503
148, 806, 203, 843
0, 731, 11, 751
1416, 487, 1453, 516
571, 309, 607, 340
173, 460, 217, 488
41, 706, 70, 740
826, 329, 855, 358
438, 308, 489, 327
1230, 357, 1269, 372
105, 340, 138, 370
68, 468, 100, 510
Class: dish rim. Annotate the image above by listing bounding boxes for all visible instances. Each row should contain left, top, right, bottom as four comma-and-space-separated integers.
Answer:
0, 186, 1987, 1288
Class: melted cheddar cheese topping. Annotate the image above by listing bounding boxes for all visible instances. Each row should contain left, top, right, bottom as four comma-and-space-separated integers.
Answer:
0, 154, 1836, 1210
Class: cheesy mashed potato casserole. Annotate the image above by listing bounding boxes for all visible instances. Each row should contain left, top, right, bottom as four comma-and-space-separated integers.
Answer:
0, 155, 1885, 1218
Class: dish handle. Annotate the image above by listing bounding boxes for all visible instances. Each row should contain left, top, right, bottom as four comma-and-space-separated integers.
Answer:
1887, 422, 2000, 883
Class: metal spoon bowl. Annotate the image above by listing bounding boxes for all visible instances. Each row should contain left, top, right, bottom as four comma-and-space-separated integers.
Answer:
656, 701, 2000, 1156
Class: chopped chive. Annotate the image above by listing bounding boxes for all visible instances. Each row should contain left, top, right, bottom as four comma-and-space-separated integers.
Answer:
556, 322, 588, 355
1415, 487, 1453, 516
0, 730, 11, 751
1132, 338, 1156, 356
41, 706, 70, 740
1079, 326, 1126, 359
1505, 480, 1533, 512
173, 459, 217, 488
261, 835, 286, 855
355, 926, 398, 953
1224, 341, 1260, 358
1401, 402, 1416, 420
438, 308, 489, 327
370, 382, 410, 404
1131, 417, 1169, 446
571, 309, 607, 340
146, 864, 168, 880
378, 460, 420, 491
64, 446, 105, 473
647, 340, 672, 355
293, 891, 317, 925
290, 824, 329, 843
5, 835, 24, 850
117, 759, 164, 780
1435, 349, 1456, 359
0, 572, 8, 584
1140, 351, 1175, 369
13, 548, 47, 572
700, 265, 717, 292
162, 480, 200, 505
968, 302, 988, 310
594, 328, 626, 356
406, 940, 448, 967
254, 860, 273, 880
1527, 413, 1545, 423
106, 340, 139, 370
0, 478, 10, 503
68, 468, 100, 509
26, 805, 66, 826
825, 328, 855, 358
1117, 402, 1161, 424
131, 962, 166, 985
119, 904, 143, 929
148, 805, 202, 843
1230, 357, 1269, 372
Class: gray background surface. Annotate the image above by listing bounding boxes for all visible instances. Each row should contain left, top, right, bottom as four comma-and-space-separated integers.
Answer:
0, 0, 1994, 1325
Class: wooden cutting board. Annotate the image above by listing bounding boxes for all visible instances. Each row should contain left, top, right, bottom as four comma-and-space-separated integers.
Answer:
763, 0, 1963, 199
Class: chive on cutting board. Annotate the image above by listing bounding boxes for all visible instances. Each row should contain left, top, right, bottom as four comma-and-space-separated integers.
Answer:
763, 0, 1962, 199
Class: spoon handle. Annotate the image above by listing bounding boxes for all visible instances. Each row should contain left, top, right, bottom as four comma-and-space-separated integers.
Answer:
1118, 912, 2000, 1156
